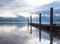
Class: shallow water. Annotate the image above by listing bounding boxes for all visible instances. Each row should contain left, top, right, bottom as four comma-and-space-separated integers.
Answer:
0, 23, 60, 44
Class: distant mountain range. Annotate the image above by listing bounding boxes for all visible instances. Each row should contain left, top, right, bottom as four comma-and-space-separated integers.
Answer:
33, 16, 60, 22
0, 15, 27, 23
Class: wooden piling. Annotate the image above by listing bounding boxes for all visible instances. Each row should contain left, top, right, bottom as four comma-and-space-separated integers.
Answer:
27, 17, 29, 31
30, 16, 32, 34
50, 8, 53, 44
39, 13, 41, 41
50, 7, 53, 30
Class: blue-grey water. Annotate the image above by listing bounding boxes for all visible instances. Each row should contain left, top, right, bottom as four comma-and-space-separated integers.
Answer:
0, 23, 60, 44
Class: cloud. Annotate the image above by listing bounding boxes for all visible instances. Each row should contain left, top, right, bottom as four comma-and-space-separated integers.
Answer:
12, 6, 37, 17
25, 0, 55, 6
36, 1, 60, 12
0, 0, 28, 10
0, 0, 14, 8
0, 9, 17, 18
0, 0, 29, 17
0, 0, 56, 18
56, 0, 60, 2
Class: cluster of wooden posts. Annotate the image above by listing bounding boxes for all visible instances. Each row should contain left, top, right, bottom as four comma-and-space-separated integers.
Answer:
27, 8, 54, 44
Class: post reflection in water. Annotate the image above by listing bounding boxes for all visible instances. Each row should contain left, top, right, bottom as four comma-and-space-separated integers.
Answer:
50, 32, 53, 44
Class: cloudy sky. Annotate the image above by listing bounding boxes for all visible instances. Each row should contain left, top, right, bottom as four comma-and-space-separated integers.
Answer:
0, 0, 58, 18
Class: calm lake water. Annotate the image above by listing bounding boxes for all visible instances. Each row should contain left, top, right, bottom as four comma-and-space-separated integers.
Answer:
0, 23, 60, 44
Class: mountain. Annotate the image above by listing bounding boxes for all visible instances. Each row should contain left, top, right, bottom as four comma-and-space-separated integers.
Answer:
32, 16, 49, 22
32, 15, 60, 24
0, 15, 27, 23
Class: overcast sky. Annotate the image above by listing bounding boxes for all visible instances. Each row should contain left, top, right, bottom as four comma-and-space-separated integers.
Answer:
0, 0, 57, 18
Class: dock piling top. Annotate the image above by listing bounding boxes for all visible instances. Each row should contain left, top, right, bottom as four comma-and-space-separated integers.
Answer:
50, 7, 53, 30
50, 8, 53, 26
39, 13, 41, 24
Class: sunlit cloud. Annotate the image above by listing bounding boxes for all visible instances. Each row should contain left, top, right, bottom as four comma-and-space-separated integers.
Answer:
0, 0, 56, 18
0, 0, 28, 17
0, 9, 17, 18
25, 0, 55, 6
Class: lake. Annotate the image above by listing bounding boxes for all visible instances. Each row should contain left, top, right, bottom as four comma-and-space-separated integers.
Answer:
0, 23, 60, 44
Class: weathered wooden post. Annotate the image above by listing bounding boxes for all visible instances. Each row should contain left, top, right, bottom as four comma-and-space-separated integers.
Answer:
39, 13, 41, 41
30, 15, 32, 34
50, 8, 53, 30
27, 17, 29, 31
50, 7, 53, 44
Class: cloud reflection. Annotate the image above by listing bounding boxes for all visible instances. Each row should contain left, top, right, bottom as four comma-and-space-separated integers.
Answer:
0, 23, 59, 44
